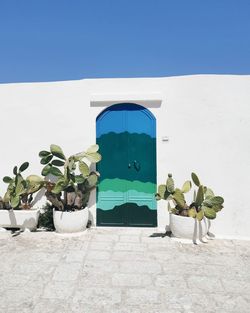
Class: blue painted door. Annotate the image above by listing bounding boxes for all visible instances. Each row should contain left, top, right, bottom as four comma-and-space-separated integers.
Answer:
96, 103, 157, 227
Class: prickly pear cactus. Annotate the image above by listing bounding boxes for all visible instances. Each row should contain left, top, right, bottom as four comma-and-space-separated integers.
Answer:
155, 174, 189, 216
2, 163, 44, 209
39, 144, 102, 211
156, 172, 224, 222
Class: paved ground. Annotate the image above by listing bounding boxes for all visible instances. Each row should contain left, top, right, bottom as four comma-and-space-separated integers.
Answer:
0, 227, 250, 313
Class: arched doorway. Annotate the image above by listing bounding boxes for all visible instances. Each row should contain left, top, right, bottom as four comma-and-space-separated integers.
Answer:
96, 103, 157, 227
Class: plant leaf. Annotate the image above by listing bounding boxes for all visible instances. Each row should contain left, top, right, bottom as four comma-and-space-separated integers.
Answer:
212, 204, 223, 212
75, 175, 86, 184
51, 159, 65, 167
196, 210, 204, 221
210, 196, 224, 205
203, 198, 213, 207
204, 206, 217, 219
51, 185, 64, 194
19, 162, 29, 173
49, 167, 63, 177
3, 176, 13, 183
191, 172, 200, 187
10, 195, 20, 208
15, 174, 26, 195
13, 166, 18, 175
40, 154, 53, 165
181, 180, 192, 193
39, 150, 51, 157
188, 207, 197, 218
166, 174, 175, 193
3, 190, 10, 202
26, 175, 43, 184
50, 144, 66, 160
26, 178, 43, 193
172, 189, 185, 208
158, 185, 166, 199
87, 173, 98, 187
52, 178, 67, 194
79, 161, 90, 177
205, 187, 214, 198
86, 144, 99, 153
196, 185, 204, 206
41, 164, 51, 176
85, 152, 102, 163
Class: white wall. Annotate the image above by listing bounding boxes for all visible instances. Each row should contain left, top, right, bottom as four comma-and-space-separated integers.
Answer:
0, 75, 250, 239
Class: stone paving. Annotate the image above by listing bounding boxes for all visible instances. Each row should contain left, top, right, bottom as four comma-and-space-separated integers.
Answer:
0, 227, 250, 313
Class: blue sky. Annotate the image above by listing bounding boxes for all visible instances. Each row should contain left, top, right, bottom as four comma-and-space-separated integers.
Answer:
0, 0, 249, 83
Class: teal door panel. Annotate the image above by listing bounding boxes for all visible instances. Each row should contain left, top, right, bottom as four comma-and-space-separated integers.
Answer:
96, 103, 157, 227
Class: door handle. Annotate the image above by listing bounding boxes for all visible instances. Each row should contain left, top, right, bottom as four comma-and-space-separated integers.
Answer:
133, 160, 140, 171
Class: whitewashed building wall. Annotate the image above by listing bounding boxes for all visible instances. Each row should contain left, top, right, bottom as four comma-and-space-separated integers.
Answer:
0, 75, 249, 239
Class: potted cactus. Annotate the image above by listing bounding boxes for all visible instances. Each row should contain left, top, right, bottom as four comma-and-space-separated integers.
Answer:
156, 173, 224, 242
39, 144, 101, 233
0, 162, 44, 231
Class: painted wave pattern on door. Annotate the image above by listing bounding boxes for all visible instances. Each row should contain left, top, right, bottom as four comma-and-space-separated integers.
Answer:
98, 178, 156, 210
96, 104, 157, 226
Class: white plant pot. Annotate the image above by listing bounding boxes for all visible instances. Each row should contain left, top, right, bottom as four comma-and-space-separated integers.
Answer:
170, 213, 208, 240
0, 209, 40, 231
53, 208, 89, 233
